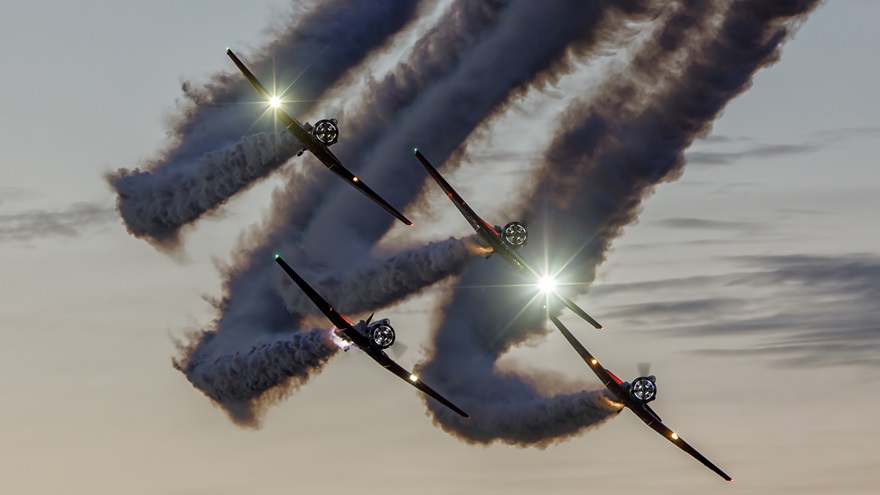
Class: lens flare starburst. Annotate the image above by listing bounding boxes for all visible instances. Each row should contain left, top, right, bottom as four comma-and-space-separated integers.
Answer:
537, 275, 557, 293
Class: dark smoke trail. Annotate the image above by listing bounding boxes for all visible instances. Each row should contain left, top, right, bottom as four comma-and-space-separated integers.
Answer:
297, 0, 662, 263
414, 263, 623, 446
275, 236, 487, 317
108, 0, 422, 247
174, 327, 338, 427
112, 132, 299, 253
177, 0, 665, 427
178, 0, 519, 357
419, 0, 823, 444
258, 0, 517, 239
174, 234, 484, 421
530, 0, 825, 287
171, 0, 526, 422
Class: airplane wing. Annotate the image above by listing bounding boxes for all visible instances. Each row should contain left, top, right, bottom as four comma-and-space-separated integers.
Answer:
274, 255, 354, 332
318, 147, 413, 226
226, 48, 273, 100
525, 260, 602, 330
227, 49, 412, 226
226, 48, 311, 142
645, 419, 733, 481
548, 313, 732, 482
548, 314, 621, 392
414, 149, 498, 236
371, 354, 470, 418
553, 291, 603, 330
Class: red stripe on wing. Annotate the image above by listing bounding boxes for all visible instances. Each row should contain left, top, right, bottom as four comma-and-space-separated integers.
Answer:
606, 369, 623, 385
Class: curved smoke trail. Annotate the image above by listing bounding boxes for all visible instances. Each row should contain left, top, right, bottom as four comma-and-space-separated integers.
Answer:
174, 327, 339, 426
173, 0, 651, 425
168, 0, 825, 440
418, 0, 824, 444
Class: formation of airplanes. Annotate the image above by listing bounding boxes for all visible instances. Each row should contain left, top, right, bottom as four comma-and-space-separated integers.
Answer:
226, 49, 732, 482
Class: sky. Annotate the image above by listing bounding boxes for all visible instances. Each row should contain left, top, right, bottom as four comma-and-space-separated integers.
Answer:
1, 1, 878, 494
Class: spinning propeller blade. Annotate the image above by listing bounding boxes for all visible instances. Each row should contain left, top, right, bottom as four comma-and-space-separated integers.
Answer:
389, 341, 409, 359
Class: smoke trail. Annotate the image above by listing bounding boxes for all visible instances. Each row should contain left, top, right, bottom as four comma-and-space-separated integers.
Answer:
108, 0, 422, 247
275, 236, 487, 317
418, 0, 823, 444
298, 0, 663, 262
176, 0, 522, 367
529, 0, 825, 285
258, 0, 518, 238
175, 0, 665, 428
171, 2, 522, 423
413, 263, 623, 446
112, 132, 299, 251
173, 234, 484, 421
174, 2, 816, 445
174, 327, 338, 427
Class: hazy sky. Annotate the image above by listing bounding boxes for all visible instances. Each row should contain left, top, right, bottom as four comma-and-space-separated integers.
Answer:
1, 1, 878, 494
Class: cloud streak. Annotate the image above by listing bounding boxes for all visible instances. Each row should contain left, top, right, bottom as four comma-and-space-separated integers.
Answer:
0, 202, 114, 243
601, 254, 880, 368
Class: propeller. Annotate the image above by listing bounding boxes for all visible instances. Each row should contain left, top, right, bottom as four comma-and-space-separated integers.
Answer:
389, 340, 409, 359
637, 362, 652, 377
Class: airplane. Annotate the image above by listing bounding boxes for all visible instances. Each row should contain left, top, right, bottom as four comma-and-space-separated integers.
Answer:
547, 312, 733, 481
273, 254, 469, 418
226, 48, 412, 226
414, 148, 603, 329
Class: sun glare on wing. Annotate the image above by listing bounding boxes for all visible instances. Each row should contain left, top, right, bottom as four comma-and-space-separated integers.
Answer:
269, 95, 282, 108
537, 275, 557, 293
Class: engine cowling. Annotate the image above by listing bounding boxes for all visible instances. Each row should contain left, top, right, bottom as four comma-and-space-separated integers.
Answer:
630, 376, 657, 403
501, 221, 528, 248
369, 323, 395, 349
312, 118, 339, 146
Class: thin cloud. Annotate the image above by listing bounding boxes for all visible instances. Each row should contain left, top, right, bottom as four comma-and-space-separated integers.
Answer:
0, 202, 116, 242
601, 297, 747, 320
686, 142, 816, 166
655, 217, 760, 231
0, 187, 37, 206
686, 126, 880, 166
603, 254, 880, 368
